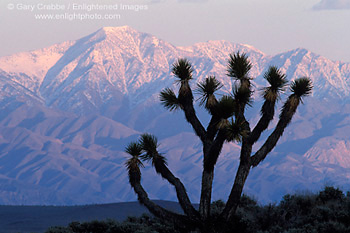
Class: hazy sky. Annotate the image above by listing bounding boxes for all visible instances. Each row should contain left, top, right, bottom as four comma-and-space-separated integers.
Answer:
1, 0, 350, 62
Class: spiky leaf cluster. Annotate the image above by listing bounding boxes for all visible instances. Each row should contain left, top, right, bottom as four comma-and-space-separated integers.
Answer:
226, 117, 249, 142
125, 134, 167, 170
125, 142, 143, 157
262, 66, 288, 101
140, 134, 158, 159
278, 77, 313, 119
279, 77, 312, 124
140, 134, 167, 175
196, 76, 222, 110
172, 58, 193, 83
232, 84, 253, 107
160, 88, 181, 111
125, 142, 143, 170
291, 77, 313, 99
227, 52, 252, 81
211, 95, 236, 119
125, 142, 144, 185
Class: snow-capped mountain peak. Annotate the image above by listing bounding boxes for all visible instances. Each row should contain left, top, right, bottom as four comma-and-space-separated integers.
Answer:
2, 26, 350, 112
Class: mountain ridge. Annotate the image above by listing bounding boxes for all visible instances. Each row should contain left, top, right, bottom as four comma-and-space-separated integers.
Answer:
0, 26, 350, 205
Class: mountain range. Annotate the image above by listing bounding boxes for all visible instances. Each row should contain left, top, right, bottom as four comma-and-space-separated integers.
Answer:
0, 26, 350, 205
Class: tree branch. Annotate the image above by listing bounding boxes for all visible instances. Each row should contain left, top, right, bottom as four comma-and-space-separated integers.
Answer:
175, 65, 207, 143
182, 99, 207, 143
128, 169, 194, 228
221, 160, 251, 221
203, 128, 227, 172
154, 160, 200, 221
206, 115, 221, 142
139, 134, 199, 221
248, 65, 288, 145
248, 99, 276, 144
250, 96, 299, 167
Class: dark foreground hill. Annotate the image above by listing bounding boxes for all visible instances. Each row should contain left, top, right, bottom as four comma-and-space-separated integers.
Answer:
49, 187, 350, 233
1, 187, 350, 233
0, 200, 184, 233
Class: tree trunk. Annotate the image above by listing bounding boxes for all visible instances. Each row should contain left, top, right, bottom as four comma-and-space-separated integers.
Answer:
199, 170, 214, 220
221, 162, 251, 221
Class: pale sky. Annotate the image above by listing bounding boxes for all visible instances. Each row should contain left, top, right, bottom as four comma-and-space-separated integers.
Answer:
0, 0, 350, 62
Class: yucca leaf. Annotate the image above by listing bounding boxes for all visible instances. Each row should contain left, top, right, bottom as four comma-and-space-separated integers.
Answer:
125, 142, 144, 170
125, 156, 143, 186
227, 52, 252, 81
210, 95, 237, 119
139, 133, 158, 161
196, 76, 222, 109
172, 58, 193, 82
125, 156, 144, 172
262, 66, 288, 101
125, 141, 144, 185
290, 77, 313, 100
226, 117, 249, 142
232, 84, 253, 107
125, 142, 143, 157
197, 76, 222, 98
139, 134, 167, 167
160, 88, 181, 111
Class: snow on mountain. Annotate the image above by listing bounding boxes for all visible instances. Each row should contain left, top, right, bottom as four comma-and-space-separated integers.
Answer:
2, 26, 350, 112
268, 48, 350, 99
0, 26, 350, 205
0, 71, 43, 106
0, 41, 73, 93
38, 26, 180, 112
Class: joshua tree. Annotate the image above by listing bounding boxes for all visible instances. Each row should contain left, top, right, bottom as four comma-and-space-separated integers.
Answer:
125, 52, 312, 232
